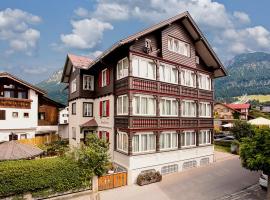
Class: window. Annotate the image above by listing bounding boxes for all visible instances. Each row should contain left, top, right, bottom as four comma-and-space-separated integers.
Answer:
38, 112, 45, 120
181, 131, 196, 147
117, 57, 129, 80
12, 112, 18, 118
183, 160, 197, 170
181, 100, 196, 117
180, 69, 196, 88
161, 164, 178, 175
160, 132, 178, 150
117, 131, 128, 153
199, 130, 211, 145
83, 102, 93, 117
18, 91, 27, 99
72, 127, 76, 139
132, 56, 156, 80
20, 134, 27, 140
132, 133, 156, 153
198, 73, 211, 90
100, 100, 109, 117
23, 113, 29, 118
99, 131, 109, 142
71, 78, 77, 93
83, 75, 94, 90
159, 63, 178, 84
160, 98, 178, 116
199, 102, 211, 118
0, 110, 6, 120
102, 69, 107, 87
72, 103, 76, 115
133, 95, 156, 116
168, 37, 190, 57
117, 95, 128, 115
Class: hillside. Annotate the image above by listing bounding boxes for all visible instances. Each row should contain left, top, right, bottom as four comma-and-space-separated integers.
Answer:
215, 52, 270, 99
36, 70, 68, 105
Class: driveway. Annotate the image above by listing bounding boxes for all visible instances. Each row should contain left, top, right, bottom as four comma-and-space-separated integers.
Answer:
99, 154, 260, 200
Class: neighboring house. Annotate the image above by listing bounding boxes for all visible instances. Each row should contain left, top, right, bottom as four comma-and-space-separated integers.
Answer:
255, 105, 270, 113
0, 72, 65, 142
226, 103, 250, 120
58, 107, 69, 139
61, 11, 226, 184
214, 102, 246, 132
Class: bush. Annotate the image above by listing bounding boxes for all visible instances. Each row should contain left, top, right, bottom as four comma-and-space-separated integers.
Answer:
137, 171, 162, 186
39, 140, 69, 157
0, 157, 92, 197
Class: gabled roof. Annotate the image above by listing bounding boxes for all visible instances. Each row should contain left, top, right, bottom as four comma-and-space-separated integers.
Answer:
227, 103, 251, 110
61, 54, 93, 83
0, 72, 46, 95
86, 11, 226, 78
215, 102, 244, 114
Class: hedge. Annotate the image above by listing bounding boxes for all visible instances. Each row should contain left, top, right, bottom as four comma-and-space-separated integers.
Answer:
0, 157, 92, 197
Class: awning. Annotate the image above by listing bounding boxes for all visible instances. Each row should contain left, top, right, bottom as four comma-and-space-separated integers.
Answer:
80, 119, 98, 128
0, 141, 44, 161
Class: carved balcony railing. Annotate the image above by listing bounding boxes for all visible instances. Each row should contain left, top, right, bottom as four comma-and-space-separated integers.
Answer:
181, 118, 198, 127
115, 117, 129, 128
160, 118, 180, 128
0, 97, 32, 109
199, 119, 214, 128
132, 117, 158, 128
181, 86, 198, 98
132, 78, 158, 92
160, 83, 180, 95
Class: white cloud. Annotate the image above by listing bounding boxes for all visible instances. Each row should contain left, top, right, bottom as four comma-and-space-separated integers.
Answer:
88, 50, 103, 59
74, 7, 89, 18
0, 8, 41, 55
61, 18, 113, 49
23, 66, 48, 75
94, 3, 129, 21
233, 11, 250, 24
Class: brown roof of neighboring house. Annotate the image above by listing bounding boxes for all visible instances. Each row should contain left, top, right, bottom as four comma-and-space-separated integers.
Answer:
68, 54, 93, 69
0, 72, 46, 95
0, 141, 44, 161
80, 119, 98, 127
227, 103, 251, 110
61, 11, 226, 83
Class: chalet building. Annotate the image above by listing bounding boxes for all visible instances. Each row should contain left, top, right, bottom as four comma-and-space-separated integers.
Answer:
0, 72, 65, 142
61, 11, 226, 184
226, 103, 250, 120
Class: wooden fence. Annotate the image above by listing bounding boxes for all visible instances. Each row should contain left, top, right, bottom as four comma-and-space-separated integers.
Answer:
98, 172, 127, 191
18, 134, 59, 146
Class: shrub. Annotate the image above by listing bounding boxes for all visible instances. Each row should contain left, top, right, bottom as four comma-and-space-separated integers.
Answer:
0, 157, 91, 197
39, 140, 69, 157
137, 171, 162, 186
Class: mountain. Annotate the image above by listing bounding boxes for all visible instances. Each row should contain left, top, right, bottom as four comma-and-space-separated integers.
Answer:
215, 52, 270, 100
36, 69, 68, 105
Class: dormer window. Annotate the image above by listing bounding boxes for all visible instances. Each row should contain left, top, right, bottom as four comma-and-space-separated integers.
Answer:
168, 36, 190, 57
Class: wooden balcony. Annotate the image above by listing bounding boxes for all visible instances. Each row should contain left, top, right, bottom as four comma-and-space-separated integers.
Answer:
0, 97, 32, 109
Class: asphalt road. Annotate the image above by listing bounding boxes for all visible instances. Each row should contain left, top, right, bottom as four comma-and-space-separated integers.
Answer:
99, 156, 261, 200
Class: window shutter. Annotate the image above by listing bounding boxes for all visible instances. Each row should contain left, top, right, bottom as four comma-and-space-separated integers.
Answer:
106, 100, 110, 117
106, 69, 110, 85
106, 132, 109, 142
98, 72, 102, 87
99, 131, 102, 139
100, 101, 102, 117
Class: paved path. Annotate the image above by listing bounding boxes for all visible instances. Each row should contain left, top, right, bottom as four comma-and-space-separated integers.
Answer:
69, 152, 261, 200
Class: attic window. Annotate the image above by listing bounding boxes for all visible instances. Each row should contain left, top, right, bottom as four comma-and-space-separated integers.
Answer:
168, 36, 190, 57
196, 56, 200, 64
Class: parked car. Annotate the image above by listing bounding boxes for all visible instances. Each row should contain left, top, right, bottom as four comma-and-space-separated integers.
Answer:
214, 134, 226, 140
214, 135, 235, 141
259, 172, 268, 190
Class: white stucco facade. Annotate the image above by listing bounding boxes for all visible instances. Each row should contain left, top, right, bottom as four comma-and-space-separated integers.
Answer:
0, 89, 39, 142
114, 145, 214, 184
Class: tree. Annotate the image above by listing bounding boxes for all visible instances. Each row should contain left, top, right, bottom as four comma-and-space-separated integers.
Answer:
76, 134, 110, 177
240, 128, 270, 198
231, 120, 255, 141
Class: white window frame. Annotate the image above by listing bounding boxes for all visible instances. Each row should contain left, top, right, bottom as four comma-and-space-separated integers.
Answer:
71, 78, 77, 93
180, 69, 196, 88
199, 130, 211, 145
168, 36, 191, 57
198, 73, 211, 91
117, 131, 128, 153
117, 57, 129, 80
160, 97, 178, 116
101, 69, 107, 87
181, 131, 196, 147
181, 100, 197, 117
133, 94, 156, 116
83, 75, 94, 90
117, 95, 128, 115
199, 102, 212, 118
132, 132, 156, 153
160, 132, 178, 150
159, 63, 178, 84
132, 56, 156, 80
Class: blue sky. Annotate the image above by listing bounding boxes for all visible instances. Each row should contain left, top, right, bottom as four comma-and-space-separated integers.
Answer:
0, 0, 270, 83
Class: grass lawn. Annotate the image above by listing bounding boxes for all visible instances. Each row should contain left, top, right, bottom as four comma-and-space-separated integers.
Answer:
236, 94, 270, 102
214, 144, 231, 153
